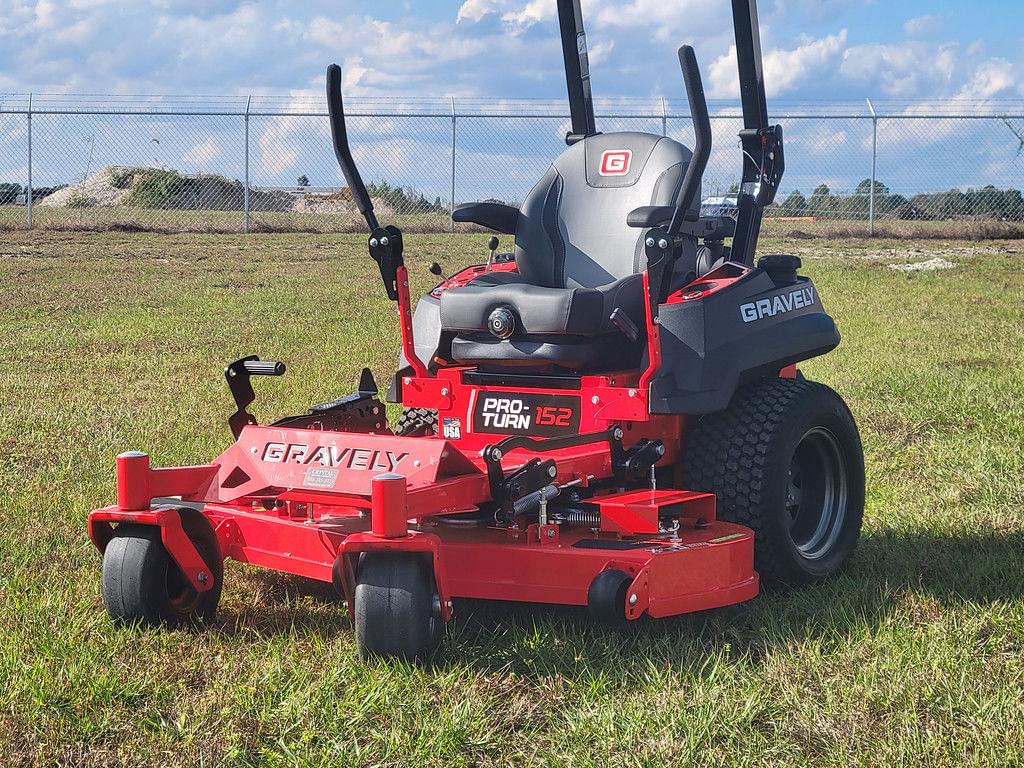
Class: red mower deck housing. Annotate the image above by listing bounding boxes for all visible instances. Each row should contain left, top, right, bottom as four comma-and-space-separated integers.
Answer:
89, 368, 759, 623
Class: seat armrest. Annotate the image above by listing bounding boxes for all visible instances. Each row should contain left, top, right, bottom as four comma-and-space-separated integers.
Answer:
628, 206, 738, 241
452, 202, 519, 234
627, 205, 674, 228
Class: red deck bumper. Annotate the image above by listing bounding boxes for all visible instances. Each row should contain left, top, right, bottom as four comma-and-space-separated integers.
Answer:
89, 498, 757, 621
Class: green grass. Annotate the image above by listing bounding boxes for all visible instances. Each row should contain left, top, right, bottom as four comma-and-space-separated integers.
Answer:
1, 231, 1023, 766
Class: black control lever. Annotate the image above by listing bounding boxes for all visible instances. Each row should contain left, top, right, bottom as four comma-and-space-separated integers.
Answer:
640, 46, 713, 328
326, 64, 377, 232
668, 45, 712, 237
326, 64, 405, 301
226, 355, 287, 439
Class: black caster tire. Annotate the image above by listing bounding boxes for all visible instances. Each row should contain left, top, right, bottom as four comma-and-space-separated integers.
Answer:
354, 553, 442, 661
101, 508, 223, 626
588, 569, 633, 626
683, 378, 865, 585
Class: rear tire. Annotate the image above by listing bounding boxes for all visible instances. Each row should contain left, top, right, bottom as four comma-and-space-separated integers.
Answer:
354, 553, 442, 661
683, 378, 864, 584
101, 508, 223, 626
394, 408, 438, 437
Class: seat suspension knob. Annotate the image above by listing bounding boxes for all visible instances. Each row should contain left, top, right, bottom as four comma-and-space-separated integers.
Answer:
488, 306, 516, 339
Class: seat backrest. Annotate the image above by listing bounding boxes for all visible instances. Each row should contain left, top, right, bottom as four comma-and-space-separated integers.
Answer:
514, 132, 696, 289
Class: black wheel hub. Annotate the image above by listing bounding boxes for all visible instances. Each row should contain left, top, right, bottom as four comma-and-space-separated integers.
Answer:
786, 426, 849, 560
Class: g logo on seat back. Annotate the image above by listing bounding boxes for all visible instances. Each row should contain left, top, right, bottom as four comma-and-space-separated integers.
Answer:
599, 150, 632, 177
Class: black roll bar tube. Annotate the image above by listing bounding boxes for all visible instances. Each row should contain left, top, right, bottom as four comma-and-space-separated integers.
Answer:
729, 0, 786, 265
557, 0, 597, 144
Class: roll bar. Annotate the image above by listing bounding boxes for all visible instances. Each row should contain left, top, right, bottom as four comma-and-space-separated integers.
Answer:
329, 0, 781, 296
728, 0, 785, 264
557, 0, 597, 144
554, 0, 784, 264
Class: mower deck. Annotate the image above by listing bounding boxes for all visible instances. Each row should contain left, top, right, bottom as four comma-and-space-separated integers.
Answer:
92, 493, 756, 621
88, 424, 759, 624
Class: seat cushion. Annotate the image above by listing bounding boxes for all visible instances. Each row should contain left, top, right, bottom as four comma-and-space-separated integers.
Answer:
450, 333, 642, 371
440, 272, 643, 337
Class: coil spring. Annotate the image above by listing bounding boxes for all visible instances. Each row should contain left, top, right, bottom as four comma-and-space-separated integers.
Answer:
556, 509, 600, 528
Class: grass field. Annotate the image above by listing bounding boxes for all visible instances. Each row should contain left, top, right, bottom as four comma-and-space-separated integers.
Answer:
1, 230, 1023, 767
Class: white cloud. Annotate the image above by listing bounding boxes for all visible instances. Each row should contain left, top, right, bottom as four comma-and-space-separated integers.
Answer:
841, 42, 1016, 103
184, 137, 220, 167
903, 14, 945, 37
257, 117, 300, 176
588, 40, 614, 67
593, 0, 711, 30
0, 0, 1020, 114
955, 58, 1017, 100
52, 17, 95, 45
457, 0, 507, 24
840, 42, 964, 98
500, 0, 555, 33
34, 0, 59, 29
709, 30, 848, 98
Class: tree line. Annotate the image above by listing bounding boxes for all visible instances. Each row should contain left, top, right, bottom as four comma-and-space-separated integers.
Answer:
771, 179, 1024, 221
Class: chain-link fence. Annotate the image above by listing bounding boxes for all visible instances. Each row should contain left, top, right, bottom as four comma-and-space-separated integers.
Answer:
2, 94, 1023, 234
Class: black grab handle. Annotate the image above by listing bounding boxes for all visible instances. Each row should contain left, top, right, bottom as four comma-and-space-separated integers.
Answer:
669, 45, 712, 235
225, 356, 286, 439
241, 359, 286, 376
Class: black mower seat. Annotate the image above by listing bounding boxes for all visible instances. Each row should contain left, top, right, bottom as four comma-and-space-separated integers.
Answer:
441, 131, 699, 372
440, 272, 642, 337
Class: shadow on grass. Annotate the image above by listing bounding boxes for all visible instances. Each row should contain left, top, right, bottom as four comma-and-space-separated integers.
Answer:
207, 527, 1024, 672
209, 568, 349, 638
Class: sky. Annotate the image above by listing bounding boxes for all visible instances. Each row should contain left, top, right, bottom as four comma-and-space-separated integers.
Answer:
1, 1, 1022, 205
0, 0, 1022, 103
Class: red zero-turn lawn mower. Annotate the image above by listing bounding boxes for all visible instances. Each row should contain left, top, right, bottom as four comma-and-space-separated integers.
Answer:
88, 0, 865, 660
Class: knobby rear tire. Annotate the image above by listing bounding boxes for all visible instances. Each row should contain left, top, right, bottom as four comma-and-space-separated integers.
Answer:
682, 377, 865, 585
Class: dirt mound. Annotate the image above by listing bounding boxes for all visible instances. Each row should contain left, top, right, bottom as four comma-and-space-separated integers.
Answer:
292, 188, 395, 217
38, 166, 389, 216
40, 167, 134, 208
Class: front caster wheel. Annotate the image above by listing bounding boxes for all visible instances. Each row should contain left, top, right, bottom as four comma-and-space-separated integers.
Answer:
588, 569, 634, 626
683, 378, 865, 584
101, 508, 223, 626
354, 553, 442, 661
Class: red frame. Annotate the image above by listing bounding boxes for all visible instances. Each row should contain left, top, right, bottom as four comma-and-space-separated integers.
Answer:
88, 259, 776, 624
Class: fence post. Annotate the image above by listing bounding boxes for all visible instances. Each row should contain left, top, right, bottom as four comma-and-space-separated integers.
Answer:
866, 97, 877, 237
26, 93, 33, 229
243, 94, 252, 233
450, 96, 457, 233
661, 96, 668, 137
